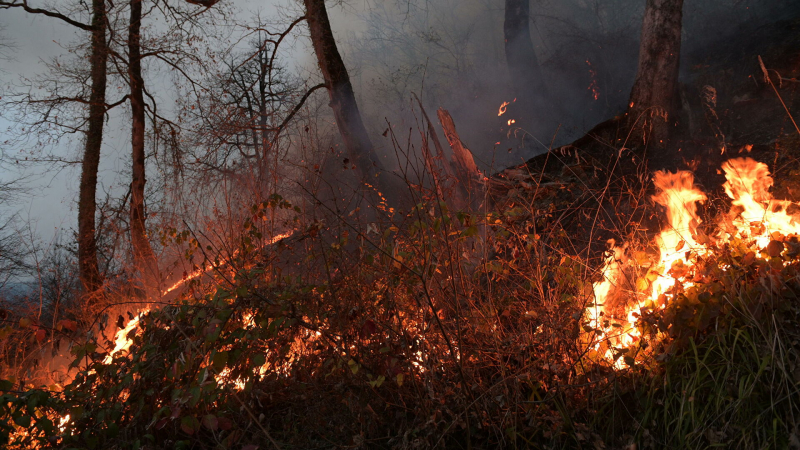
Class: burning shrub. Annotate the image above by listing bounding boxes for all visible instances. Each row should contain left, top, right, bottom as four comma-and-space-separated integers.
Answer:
3, 158, 800, 449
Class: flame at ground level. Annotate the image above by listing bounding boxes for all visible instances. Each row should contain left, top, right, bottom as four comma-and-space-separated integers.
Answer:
584, 157, 800, 368
105, 232, 294, 361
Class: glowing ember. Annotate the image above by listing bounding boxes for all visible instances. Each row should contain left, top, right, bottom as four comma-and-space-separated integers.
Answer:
507, 119, 516, 126
584, 157, 800, 368
586, 60, 600, 100
162, 232, 293, 296
58, 414, 70, 431
498, 101, 511, 116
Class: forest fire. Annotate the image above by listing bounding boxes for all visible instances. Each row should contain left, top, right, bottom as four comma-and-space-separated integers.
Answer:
2, 0, 798, 442
102, 232, 294, 374
584, 157, 800, 368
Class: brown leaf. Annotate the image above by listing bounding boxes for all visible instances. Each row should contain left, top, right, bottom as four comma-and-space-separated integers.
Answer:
767, 240, 784, 258
35, 329, 46, 343
743, 251, 756, 265
61, 320, 78, 332
217, 416, 233, 431
360, 320, 377, 338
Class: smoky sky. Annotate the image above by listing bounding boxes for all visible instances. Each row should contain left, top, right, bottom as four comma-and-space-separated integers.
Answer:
0, 0, 796, 247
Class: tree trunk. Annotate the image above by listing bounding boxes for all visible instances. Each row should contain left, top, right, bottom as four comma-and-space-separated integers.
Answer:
504, 0, 546, 106
128, 0, 159, 296
303, 0, 384, 184
627, 0, 684, 143
78, 0, 107, 294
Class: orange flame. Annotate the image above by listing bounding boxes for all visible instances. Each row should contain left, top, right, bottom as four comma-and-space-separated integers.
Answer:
103, 232, 295, 381
585, 170, 707, 366
584, 157, 800, 368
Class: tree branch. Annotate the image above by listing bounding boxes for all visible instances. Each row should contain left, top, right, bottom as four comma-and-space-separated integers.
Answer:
0, 0, 91, 31
269, 83, 325, 145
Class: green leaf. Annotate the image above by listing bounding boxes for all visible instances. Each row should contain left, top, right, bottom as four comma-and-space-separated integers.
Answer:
623, 356, 636, 367
106, 421, 119, 438
12, 412, 31, 428
180, 416, 200, 435
461, 226, 479, 237
252, 353, 267, 368
70, 405, 85, 419
266, 317, 284, 336
36, 417, 54, 434
189, 386, 202, 407
212, 351, 229, 372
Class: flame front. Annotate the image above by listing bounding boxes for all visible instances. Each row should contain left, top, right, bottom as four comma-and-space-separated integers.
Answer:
721, 157, 800, 247
585, 169, 707, 366
650, 170, 708, 299
102, 231, 295, 387
584, 157, 800, 368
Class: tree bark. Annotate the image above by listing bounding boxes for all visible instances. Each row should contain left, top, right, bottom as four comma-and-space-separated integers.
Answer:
303, 0, 384, 184
504, 0, 546, 105
78, 0, 108, 294
128, 0, 159, 296
438, 108, 484, 211
627, 0, 684, 143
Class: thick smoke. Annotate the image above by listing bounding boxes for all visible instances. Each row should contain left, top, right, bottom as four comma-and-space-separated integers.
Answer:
328, 0, 797, 173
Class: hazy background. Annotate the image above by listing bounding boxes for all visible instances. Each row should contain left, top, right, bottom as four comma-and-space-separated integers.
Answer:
0, 0, 796, 269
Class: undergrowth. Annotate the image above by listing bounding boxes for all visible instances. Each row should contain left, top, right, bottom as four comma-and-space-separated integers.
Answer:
2, 186, 800, 449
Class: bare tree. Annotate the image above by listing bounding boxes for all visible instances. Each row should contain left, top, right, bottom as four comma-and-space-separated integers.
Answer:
627, 0, 684, 143
0, 0, 110, 296
126, 0, 159, 295
189, 23, 317, 177
0, 196, 32, 291
0, 23, 15, 64
504, 0, 547, 106
79, 0, 109, 296
303, 0, 385, 187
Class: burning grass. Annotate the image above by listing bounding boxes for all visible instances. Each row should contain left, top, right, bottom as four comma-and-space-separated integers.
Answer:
3, 157, 800, 449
